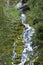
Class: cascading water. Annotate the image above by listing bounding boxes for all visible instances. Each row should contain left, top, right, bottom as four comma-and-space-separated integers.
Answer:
19, 13, 34, 65
12, 0, 35, 65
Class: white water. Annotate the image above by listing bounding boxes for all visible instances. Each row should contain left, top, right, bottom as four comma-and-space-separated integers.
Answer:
12, 1, 35, 65
19, 13, 34, 65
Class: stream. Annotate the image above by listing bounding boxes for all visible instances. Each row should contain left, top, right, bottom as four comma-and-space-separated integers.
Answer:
12, 1, 35, 65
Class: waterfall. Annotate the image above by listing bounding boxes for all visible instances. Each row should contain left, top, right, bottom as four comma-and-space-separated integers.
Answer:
12, 1, 35, 65
19, 13, 34, 65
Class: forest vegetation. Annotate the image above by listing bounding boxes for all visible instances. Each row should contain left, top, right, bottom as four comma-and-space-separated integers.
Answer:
0, 0, 43, 65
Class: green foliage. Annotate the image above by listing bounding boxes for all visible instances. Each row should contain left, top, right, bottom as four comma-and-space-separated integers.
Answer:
25, 0, 43, 64
0, 0, 43, 65
0, 0, 24, 65
26, 0, 43, 27
31, 22, 43, 65
13, 37, 24, 64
